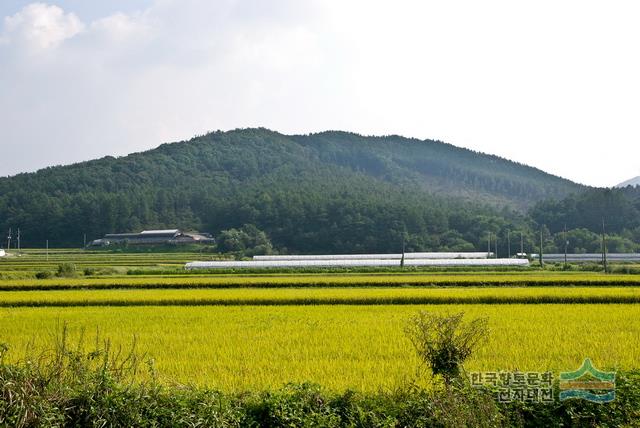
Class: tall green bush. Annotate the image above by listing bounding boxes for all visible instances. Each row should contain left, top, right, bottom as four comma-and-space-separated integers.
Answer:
405, 311, 489, 385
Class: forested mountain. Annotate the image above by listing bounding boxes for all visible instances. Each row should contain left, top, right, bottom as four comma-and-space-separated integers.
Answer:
616, 176, 640, 188
0, 128, 584, 252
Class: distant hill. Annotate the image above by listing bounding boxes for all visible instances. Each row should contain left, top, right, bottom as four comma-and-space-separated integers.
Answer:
0, 128, 583, 251
616, 176, 640, 188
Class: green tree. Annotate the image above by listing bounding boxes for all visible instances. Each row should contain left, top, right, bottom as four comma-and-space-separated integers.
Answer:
217, 224, 273, 256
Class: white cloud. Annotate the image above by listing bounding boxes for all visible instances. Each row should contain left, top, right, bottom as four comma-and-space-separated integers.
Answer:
2, 3, 83, 50
89, 12, 150, 43
0, 0, 639, 186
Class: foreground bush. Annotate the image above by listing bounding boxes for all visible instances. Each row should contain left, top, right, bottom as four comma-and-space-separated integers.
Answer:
405, 311, 489, 385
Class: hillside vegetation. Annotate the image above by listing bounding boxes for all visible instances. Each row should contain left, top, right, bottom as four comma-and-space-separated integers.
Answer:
0, 129, 583, 251
530, 187, 640, 253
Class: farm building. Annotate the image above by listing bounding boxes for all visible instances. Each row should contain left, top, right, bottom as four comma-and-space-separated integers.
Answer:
90, 229, 214, 247
0, 249, 5, 257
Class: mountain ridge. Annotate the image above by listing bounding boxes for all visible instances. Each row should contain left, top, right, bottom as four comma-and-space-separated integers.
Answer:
616, 176, 640, 188
7, 128, 577, 188
0, 128, 585, 250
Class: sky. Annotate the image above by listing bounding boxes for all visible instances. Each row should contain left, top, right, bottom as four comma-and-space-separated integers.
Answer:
1, 1, 639, 187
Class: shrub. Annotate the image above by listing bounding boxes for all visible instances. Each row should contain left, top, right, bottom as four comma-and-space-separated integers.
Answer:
56, 263, 77, 278
405, 311, 489, 385
35, 271, 53, 279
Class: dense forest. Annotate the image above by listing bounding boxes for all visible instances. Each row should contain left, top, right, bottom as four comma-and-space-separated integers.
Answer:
0, 128, 637, 254
530, 186, 640, 253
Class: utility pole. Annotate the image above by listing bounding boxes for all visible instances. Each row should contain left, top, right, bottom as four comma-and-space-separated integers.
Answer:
17, 228, 20, 254
83, 233, 87, 249
539, 228, 544, 267
602, 218, 608, 273
494, 232, 498, 258
507, 230, 511, 258
6, 228, 11, 251
400, 236, 405, 269
520, 232, 524, 255
563, 225, 568, 269
487, 232, 491, 257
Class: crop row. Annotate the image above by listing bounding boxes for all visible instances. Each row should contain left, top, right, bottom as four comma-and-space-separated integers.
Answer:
0, 272, 639, 291
0, 286, 639, 307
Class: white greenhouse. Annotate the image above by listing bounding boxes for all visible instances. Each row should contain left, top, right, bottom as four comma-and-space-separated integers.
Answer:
185, 258, 528, 270
531, 253, 640, 262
